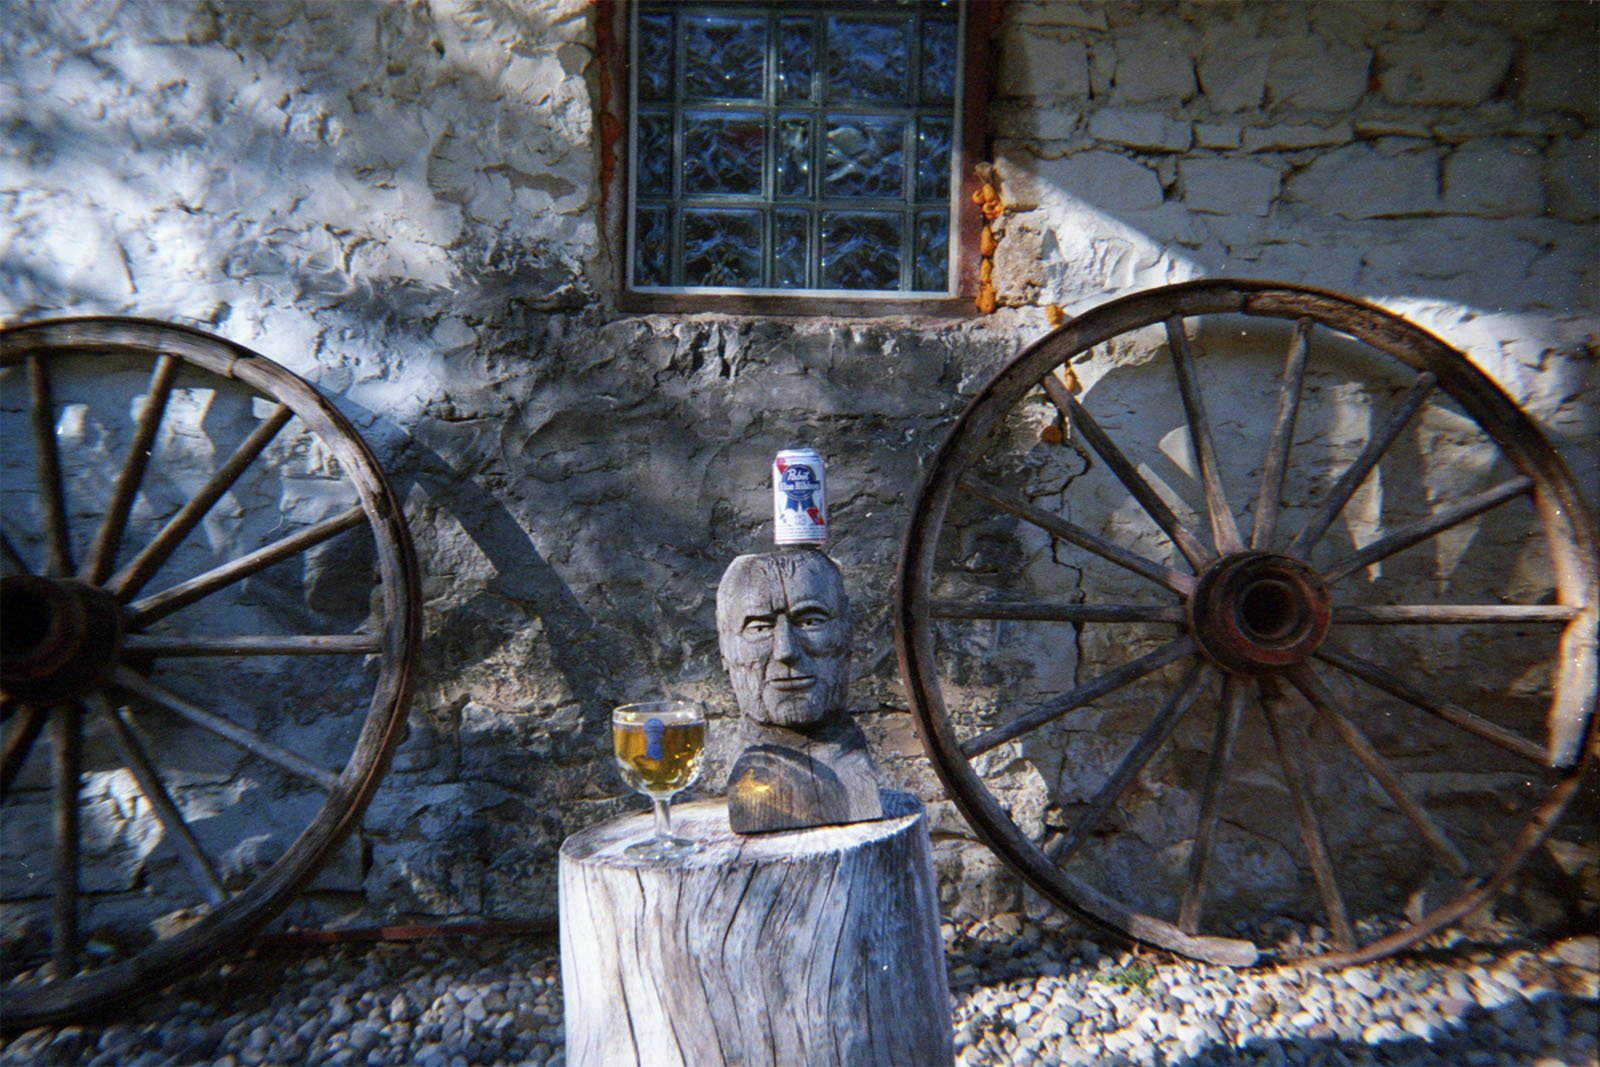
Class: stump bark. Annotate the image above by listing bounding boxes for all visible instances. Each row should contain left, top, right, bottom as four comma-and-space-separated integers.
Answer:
559, 792, 952, 1067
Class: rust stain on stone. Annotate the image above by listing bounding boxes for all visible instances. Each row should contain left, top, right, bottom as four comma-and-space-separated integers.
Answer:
972, 166, 1004, 315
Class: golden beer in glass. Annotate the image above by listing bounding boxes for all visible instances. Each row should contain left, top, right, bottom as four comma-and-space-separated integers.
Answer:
612, 700, 705, 860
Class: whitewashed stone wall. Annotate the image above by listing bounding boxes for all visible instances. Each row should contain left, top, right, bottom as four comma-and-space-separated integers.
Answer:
2, 0, 1594, 931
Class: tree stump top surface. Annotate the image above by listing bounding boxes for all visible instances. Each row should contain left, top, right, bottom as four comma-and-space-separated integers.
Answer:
560, 792, 923, 871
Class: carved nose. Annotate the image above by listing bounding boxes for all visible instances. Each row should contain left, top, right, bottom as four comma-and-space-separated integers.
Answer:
772, 617, 800, 664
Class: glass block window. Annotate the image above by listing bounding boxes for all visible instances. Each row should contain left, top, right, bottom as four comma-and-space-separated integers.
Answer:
628, 2, 964, 297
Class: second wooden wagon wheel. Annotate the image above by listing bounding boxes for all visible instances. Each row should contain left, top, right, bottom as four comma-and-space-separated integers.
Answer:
1, 317, 420, 1028
896, 279, 1596, 967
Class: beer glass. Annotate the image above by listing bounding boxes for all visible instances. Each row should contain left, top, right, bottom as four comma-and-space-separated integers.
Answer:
612, 700, 706, 860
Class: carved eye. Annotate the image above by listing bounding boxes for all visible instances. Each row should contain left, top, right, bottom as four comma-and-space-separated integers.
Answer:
792, 610, 831, 630
743, 618, 775, 637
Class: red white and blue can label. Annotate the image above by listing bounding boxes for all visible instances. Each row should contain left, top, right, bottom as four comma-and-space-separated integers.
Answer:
773, 449, 827, 546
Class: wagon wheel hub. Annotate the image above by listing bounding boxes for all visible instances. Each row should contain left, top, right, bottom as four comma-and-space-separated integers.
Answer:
1188, 553, 1330, 675
1, 575, 124, 706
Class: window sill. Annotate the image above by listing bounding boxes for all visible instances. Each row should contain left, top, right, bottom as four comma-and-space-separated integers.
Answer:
617, 291, 977, 319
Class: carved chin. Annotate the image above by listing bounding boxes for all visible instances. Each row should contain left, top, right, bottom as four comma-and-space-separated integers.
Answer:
757, 677, 847, 727
759, 690, 830, 726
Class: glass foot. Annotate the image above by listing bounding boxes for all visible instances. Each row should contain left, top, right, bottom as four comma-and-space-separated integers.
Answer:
623, 835, 702, 861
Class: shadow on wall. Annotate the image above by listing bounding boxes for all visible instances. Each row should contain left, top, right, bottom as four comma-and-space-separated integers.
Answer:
1, 1, 619, 690
320, 388, 668, 920
2, 0, 594, 327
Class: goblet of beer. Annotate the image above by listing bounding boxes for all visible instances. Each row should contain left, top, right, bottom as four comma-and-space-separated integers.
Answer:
612, 700, 706, 860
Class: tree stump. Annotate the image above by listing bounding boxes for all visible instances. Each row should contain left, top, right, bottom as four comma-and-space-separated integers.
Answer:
559, 791, 952, 1067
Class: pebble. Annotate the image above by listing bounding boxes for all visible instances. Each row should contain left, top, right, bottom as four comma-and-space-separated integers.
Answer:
3, 909, 1598, 1066
1345, 968, 1383, 998
1248, 990, 1278, 1017
1555, 934, 1600, 971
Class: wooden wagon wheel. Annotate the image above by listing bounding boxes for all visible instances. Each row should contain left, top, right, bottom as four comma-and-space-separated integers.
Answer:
1, 317, 420, 1028
896, 279, 1596, 967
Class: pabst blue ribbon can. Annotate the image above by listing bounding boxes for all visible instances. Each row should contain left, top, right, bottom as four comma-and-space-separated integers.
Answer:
773, 448, 827, 546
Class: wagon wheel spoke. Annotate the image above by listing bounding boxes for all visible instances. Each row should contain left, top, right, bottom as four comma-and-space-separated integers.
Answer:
2, 530, 32, 576
1250, 319, 1311, 551
961, 636, 1198, 757
1178, 676, 1248, 934
28, 355, 74, 577
109, 403, 294, 601
50, 702, 84, 980
1260, 679, 1355, 951
928, 600, 1184, 624
92, 693, 226, 907
82, 355, 179, 586
1313, 643, 1547, 764
1286, 371, 1438, 559
959, 476, 1196, 595
1333, 604, 1579, 625
110, 667, 339, 790
1, 703, 46, 800
1320, 475, 1534, 585
126, 504, 367, 628
1166, 316, 1244, 555
1047, 662, 1208, 865
121, 634, 384, 657
1286, 664, 1469, 875
1040, 372, 1212, 571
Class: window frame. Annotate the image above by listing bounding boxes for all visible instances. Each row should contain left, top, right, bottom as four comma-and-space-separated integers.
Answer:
598, 0, 995, 317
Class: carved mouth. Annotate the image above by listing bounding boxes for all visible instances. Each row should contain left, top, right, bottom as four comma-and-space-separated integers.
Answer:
768, 675, 815, 692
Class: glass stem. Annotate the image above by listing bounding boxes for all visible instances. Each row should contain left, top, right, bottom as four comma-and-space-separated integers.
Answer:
652, 797, 672, 841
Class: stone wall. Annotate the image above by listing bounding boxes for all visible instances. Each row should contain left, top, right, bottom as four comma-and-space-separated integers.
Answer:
2, 0, 1594, 936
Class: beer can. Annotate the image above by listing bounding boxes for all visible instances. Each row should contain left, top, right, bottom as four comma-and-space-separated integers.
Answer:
773, 448, 827, 546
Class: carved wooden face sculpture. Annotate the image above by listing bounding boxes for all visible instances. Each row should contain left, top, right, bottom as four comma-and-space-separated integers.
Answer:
717, 552, 851, 729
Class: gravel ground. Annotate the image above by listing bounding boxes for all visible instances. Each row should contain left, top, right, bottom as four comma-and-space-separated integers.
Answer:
2, 911, 1596, 1066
